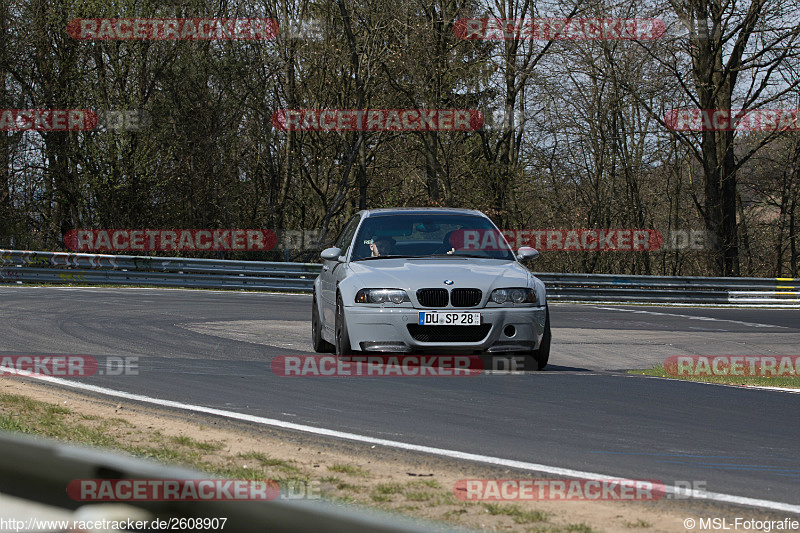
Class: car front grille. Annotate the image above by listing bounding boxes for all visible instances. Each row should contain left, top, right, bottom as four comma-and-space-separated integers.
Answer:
407, 324, 492, 343
450, 288, 482, 307
416, 288, 483, 307
416, 288, 449, 307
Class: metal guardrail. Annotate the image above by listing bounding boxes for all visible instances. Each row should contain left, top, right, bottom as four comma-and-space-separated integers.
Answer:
1, 249, 798, 306
537, 272, 800, 305
0, 431, 459, 533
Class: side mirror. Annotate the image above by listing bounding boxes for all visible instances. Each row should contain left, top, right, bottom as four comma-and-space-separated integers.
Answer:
516, 247, 539, 261
320, 247, 344, 262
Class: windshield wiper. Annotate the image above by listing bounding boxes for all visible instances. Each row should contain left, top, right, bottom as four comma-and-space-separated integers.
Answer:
356, 253, 512, 261
427, 253, 506, 259
354, 255, 425, 261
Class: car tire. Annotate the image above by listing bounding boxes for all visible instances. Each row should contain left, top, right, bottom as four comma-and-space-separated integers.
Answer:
530, 305, 551, 371
312, 295, 334, 353
335, 293, 358, 359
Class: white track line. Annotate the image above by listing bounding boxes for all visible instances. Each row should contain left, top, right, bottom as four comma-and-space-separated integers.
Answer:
739, 385, 800, 393
637, 375, 800, 394
591, 306, 789, 328
23, 374, 800, 515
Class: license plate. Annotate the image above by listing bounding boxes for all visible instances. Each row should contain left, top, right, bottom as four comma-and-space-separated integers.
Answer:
418, 312, 481, 326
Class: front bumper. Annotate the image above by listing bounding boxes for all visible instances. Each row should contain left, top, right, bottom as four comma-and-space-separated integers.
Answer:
343, 305, 547, 354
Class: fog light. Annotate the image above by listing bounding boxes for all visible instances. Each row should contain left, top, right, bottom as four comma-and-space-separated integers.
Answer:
503, 325, 516, 337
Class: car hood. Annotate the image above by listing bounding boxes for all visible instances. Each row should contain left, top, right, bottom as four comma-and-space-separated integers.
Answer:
346, 257, 532, 292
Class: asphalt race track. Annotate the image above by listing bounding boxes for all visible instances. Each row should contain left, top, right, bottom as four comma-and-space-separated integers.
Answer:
1, 286, 798, 509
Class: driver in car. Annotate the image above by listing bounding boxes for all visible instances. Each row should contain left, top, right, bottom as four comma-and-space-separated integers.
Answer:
369, 236, 396, 257
442, 230, 457, 255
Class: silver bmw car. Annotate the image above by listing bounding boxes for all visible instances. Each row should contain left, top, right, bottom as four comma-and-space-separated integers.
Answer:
311, 208, 551, 370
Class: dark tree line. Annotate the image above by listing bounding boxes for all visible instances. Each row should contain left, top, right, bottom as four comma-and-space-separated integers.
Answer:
1, 0, 799, 276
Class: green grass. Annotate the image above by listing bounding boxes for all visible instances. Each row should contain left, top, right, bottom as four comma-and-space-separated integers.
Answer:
0, 393, 289, 480
215, 463, 278, 481
328, 463, 369, 477
482, 503, 549, 524
1, 394, 42, 411
171, 434, 223, 452
404, 491, 435, 502
128, 443, 191, 463
0, 414, 25, 431
631, 364, 800, 388
563, 524, 602, 533
441, 509, 468, 521
0, 394, 118, 447
408, 478, 441, 489
334, 482, 362, 492
375, 483, 403, 495
3, 393, 547, 528
236, 451, 298, 471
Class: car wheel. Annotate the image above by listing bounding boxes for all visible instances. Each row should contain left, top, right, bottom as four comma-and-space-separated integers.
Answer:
530, 305, 551, 371
312, 295, 334, 353
335, 294, 357, 359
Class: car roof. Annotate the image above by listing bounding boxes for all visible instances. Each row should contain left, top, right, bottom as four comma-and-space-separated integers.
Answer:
358, 207, 486, 218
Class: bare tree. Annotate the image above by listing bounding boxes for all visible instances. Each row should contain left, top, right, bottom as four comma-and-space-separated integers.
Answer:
627, 0, 800, 275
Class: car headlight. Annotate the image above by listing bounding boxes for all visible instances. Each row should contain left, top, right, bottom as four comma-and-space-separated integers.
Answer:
489, 287, 537, 304
355, 289, 410, 304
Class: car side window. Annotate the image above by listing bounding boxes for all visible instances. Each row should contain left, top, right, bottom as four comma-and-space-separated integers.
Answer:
334, 216, 361, 254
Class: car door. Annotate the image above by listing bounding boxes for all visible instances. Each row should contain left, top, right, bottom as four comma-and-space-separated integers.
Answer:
320, 215, 361, 327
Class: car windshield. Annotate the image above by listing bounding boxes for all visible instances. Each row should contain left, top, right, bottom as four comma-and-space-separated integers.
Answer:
351, 213, 515, 261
